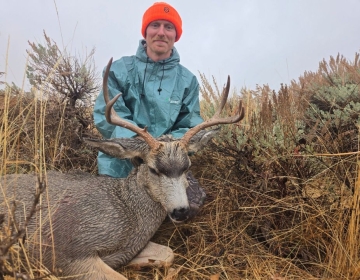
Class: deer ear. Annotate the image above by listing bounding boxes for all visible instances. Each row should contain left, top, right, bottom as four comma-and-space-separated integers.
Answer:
187, 128, 220, 153
84, 138, 149, 159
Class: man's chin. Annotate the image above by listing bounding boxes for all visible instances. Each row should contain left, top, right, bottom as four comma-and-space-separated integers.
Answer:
154, 44, 167, 50
154, 49, 168, 56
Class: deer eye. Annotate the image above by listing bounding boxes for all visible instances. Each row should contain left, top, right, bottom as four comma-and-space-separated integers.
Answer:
149, 167, 159, 176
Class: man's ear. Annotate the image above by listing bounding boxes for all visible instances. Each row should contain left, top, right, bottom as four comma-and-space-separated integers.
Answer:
187, 128, 220, 154
84, 137, 149, 159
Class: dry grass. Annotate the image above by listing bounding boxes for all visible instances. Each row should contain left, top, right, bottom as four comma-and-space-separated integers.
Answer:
0, 84, 98, 279
1, 64, 360, 279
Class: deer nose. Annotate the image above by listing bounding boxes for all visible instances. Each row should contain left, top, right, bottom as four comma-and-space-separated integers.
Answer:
170, 207, 190, 222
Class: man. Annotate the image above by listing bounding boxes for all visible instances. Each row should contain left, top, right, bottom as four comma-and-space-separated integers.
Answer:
93, 2, 205, 217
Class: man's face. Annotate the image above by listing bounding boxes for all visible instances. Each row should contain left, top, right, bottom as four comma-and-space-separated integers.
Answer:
145, 20, 176, 61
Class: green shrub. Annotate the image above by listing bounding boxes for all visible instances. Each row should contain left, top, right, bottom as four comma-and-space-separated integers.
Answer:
194, 56, 360, 277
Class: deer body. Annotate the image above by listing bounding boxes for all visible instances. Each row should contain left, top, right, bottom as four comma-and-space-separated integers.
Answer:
1, 136, 209, 279
2, 168, 167, 276
0, 58, 245, 279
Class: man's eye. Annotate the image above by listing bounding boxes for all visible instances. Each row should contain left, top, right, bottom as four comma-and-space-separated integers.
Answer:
165, 25, 174, 30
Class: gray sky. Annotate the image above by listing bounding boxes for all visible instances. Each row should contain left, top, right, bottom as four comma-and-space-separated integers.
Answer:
1, 0, 360, 92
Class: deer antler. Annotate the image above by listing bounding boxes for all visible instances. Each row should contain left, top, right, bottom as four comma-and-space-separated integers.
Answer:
103, 58, 161, 150
180, 76, 245, 146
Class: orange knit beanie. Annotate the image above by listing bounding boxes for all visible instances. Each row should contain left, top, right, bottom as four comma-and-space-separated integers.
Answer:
142, 2, 182, 42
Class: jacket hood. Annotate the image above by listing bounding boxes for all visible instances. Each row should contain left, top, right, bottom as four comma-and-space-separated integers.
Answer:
136, 39, 180, 69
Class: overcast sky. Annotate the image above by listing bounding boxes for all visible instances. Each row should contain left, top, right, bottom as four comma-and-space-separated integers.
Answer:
1, 0, 360, 92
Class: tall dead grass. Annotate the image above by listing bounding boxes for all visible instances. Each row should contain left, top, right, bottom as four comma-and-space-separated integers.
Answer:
1, 84, 48, 278
0, 82, 97, 279
0, 63, 359, 279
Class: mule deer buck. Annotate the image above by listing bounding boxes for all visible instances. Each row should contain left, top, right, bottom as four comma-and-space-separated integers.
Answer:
0, 58, 244, 280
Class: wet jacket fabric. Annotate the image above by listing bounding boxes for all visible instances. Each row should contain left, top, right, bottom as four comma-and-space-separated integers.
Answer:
93, 40, 203, 178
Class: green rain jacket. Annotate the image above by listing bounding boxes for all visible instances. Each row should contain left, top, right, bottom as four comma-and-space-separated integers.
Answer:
93, 40, 203, 178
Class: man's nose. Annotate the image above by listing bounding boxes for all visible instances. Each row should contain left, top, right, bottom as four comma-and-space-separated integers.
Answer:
157, 25, 165, 35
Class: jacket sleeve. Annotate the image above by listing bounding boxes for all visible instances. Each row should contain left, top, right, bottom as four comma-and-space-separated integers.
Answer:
93, 62, 137, 139
170, 75, 204, 139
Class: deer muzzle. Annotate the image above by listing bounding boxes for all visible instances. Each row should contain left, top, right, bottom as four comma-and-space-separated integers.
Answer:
169, 206, 190, 223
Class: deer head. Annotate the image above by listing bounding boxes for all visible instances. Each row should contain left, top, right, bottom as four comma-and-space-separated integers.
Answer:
85, 58, 245, 223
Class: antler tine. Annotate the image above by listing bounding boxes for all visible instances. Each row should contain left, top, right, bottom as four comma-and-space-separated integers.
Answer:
103, 58, 160, 150
214, 75, 231, 118
180, 76, 245, 146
